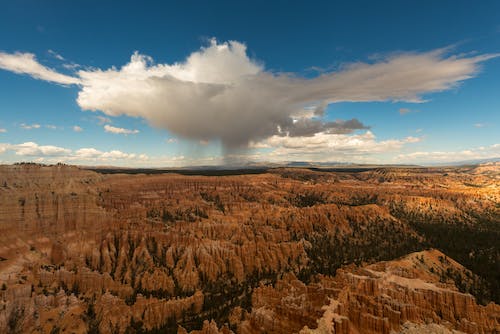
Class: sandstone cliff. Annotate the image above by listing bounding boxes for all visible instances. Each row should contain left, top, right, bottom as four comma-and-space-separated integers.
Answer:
0, 164, 498, 333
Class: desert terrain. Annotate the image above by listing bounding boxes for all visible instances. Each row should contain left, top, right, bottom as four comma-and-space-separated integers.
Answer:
0, 163, 499, 333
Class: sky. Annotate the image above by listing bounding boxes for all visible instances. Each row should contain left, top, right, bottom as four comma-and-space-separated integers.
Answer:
0, 0, 499, 166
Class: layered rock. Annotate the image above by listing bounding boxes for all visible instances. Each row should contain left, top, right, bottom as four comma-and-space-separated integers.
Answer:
240, 250, 500, 334
0, 164, 498, 333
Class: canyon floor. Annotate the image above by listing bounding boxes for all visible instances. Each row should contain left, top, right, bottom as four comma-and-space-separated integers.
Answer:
0, 163, 499, 333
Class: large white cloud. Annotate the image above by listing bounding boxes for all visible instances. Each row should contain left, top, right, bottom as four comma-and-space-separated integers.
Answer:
75, 42, 497, 148
0, 40, 498, 149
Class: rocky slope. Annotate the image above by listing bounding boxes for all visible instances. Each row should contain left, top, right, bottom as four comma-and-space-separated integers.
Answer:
238, 249, 500, 334
0, 163, 498, 333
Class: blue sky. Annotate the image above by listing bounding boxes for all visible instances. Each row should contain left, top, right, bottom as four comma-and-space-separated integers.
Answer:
0, 0, 499, 166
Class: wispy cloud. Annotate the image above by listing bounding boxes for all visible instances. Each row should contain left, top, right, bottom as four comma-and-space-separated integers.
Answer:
20, 123, 41, 130
48, 49, 65, 61
0, 128, 6, 133
73, 125, 83, 132
104, 124, 139, 135
0, 52, 80, 85
96, 116, 112, 124
62, 63, 80, 70
399, 108, 420, 115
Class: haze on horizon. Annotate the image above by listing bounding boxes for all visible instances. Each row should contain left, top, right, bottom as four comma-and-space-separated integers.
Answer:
0, 1, 499, 167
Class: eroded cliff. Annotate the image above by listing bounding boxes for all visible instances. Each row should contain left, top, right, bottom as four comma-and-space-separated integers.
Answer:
0, 163, 498, 333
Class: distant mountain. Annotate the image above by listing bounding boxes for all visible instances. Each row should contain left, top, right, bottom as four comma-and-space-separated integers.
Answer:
425, 157, 500, 166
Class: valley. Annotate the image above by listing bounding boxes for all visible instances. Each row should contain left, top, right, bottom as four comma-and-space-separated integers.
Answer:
0, 163, 498, 333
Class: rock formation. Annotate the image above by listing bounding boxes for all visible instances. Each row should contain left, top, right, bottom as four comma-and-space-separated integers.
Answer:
0, 163, 498, 333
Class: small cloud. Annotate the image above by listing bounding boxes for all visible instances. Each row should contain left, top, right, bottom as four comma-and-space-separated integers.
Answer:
0, 128, 6, 133
48, 49, 65, 61
199, 140, 209, 146
62, 63, 80, 70
104, 124, 139, 135
46, 124, 58, 130
474, 123, 487, 128
73, 125, 83, 132
20, 123, 41, 130
415, 128, 423, 133
166, 138, 178, 143
74, 147, 144, 161
398, 108, 420, 115
96, 116, 112, 124
404, 136, 422, 143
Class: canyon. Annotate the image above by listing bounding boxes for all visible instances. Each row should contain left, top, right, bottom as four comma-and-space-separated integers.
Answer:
0, 163, 498, 333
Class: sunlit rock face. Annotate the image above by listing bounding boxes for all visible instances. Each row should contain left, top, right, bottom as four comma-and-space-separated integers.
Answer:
0, 163, 498, 333
240, 250, 500, 334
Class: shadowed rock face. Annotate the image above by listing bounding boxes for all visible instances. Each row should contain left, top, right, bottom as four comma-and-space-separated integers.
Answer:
0, 163, 498, 333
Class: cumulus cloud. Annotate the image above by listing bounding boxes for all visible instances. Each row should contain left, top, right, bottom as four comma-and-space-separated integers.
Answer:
74, 147, 137, 160
0, 128, 6, 133
396, 143, 500, 163
11, 142, 71, 156
0, 142, 147, 164
104, 125, 139, 135
73, 42, 498, 148
1, 40, 498, 149
73, 125, 83, 132
20, 123, 41, 130
0, 52, 80, 85
250, 130, 422, 162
